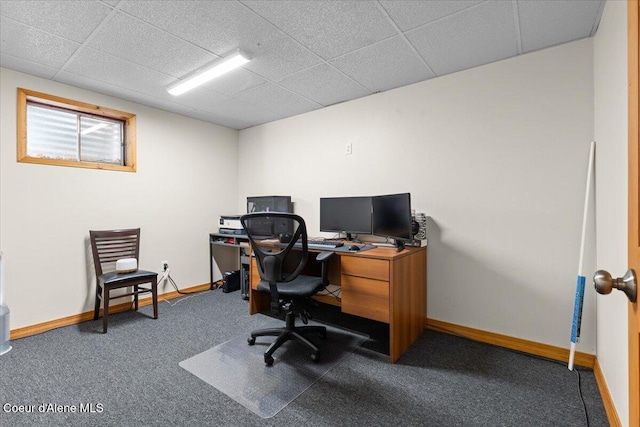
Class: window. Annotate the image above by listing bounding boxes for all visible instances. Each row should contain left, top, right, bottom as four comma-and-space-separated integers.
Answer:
17, 88, 137, 172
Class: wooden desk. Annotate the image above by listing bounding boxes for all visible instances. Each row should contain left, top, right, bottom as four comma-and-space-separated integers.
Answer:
249, 245, 427, 363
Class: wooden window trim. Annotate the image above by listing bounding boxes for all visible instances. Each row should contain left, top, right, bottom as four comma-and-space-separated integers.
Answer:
17, 88, 137, 172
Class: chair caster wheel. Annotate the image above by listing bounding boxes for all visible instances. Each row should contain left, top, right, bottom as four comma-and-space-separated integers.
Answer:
311, 352, 320, 363
248, 337, 256, 345
264, 354, 274, 366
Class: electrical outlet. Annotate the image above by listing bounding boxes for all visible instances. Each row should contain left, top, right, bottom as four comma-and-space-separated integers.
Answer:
161, 260, 169, 271
345, 142, 353, 155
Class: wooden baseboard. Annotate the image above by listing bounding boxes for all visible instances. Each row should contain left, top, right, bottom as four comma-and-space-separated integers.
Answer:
425, 318, 596, 368
593, 358, 623, 427
10, 283, 211, 340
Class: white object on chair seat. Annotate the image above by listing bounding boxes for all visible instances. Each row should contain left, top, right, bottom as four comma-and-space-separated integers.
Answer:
116, 258, 138, 273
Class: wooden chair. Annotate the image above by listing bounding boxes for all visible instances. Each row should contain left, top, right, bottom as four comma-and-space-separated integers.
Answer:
89, 228, 158, 333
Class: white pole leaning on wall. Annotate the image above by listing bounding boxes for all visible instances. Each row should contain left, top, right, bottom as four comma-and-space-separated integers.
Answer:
568, 140, 595, 371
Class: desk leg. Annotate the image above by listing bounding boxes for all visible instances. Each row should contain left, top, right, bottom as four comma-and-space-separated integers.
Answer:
209, 241, 214, 290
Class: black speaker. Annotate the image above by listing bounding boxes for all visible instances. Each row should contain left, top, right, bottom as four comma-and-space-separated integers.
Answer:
411, 220, 420, 235
412, 213, 427, 240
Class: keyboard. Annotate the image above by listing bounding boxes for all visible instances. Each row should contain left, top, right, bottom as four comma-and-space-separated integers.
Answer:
296, 241, 344, 249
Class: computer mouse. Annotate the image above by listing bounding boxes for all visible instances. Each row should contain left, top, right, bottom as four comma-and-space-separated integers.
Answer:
348, 245, 361, 251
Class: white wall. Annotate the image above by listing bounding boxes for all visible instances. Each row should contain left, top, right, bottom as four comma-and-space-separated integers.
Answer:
238, 39, 596, 352
0, 68, 239, 329
594, 1, 629, 425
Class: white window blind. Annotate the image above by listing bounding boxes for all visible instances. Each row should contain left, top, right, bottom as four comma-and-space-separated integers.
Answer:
26, 102, 124, 165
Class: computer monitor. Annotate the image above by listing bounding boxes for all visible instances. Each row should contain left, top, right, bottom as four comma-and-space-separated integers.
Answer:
319, 196, 372, 240
246, 196, 292, 237
247, 195, 292, 214
372, 193, 412, 248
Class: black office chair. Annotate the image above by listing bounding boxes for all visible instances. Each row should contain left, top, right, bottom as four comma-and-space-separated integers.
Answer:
240, 212, 334, 366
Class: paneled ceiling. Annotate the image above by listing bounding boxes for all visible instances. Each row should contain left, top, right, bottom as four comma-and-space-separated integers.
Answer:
0, 0, 605, 130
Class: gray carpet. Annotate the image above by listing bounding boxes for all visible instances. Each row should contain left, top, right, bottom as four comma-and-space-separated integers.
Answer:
0, 289, 608, 426
179, 319, 367, 418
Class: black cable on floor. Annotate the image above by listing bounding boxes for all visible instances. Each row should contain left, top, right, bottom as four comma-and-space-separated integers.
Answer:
513, 349, 590, 427
318, 286, 341, 302
574, 367, 590, 427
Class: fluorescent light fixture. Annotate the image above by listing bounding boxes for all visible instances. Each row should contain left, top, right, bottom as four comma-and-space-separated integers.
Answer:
168, 50, 251, 96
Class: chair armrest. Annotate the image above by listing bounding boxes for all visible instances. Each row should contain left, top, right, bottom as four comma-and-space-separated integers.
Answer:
316, 251, 334, 286
316, 251, 334, 263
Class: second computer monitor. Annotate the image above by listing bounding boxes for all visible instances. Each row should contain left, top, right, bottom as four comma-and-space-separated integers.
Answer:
372, 192, 412, 242
319, 196, 372, 239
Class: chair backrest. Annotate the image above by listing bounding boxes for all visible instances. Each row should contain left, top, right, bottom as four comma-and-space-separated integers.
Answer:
240, 212, 308, 284
89, 228, 141, 277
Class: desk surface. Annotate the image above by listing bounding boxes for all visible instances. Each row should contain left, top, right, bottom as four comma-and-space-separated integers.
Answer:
243, 236, 421, 257
331, 244, 422, 259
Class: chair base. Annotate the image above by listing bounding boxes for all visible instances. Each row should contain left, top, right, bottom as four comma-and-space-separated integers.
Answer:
248, 310, 326, 366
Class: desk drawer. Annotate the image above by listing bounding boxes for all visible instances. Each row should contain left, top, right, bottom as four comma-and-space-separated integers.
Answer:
341, 257, 389, 281
341, 275, 389, 323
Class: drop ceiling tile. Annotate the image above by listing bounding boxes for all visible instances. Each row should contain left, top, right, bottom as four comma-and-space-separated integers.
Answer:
188, 109, 251, 130
243, 0, 396, 60
379, 0, 484, 31
518, 0, 603, 53
116, 93, 209, 118
205, 97, 286, 127
235, 83, 322, 117
201, 68, 267, 97
0, 53, 58, 79
119, 0, 242, 54
329, 36, 434, 93
62, 47, 174, 98
166, 87, 231, 112
135, 97, 196, 117
0, 0, 112, 43
242, 36, 321, 82
88, 12, 217, 78
278, 63, 370, 106
0, 17, 80, 68
406, 0, 517, 76
120, 0, 321, 81
55, 70, 149, 103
